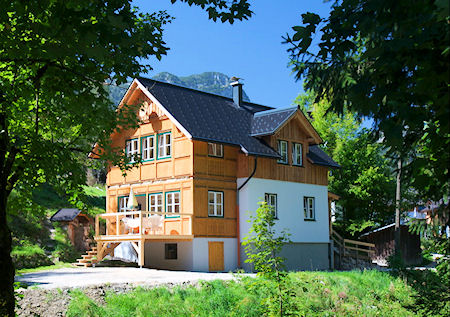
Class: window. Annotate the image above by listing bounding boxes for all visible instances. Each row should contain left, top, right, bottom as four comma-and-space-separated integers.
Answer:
304, 197, 315, 220
208, 142, 223, 157
165, 243, 177, 260
166, 191, 180, 214
208, 191, 223, 217
141, 136, 155, 161
158, 132, 171, 159
126, 139, 139, 163
118, 196, 129, 212
277, 140, 288, 164
292, 143, 303, 166
149, 193, 163, 213
265, 193, 278, 219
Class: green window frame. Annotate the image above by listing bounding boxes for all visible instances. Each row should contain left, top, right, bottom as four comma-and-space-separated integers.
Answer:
148, 192, 163, 214
118, 194, 146, 212
157, 132, 172, 160
141, 135, 155, 161
277, 140, 288, 164
165, 191, 180, 218
208, 191, 224, 217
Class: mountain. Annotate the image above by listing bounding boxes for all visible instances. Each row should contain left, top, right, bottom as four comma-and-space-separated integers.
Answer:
106, 72, 250, 105
152, 72, 250, 101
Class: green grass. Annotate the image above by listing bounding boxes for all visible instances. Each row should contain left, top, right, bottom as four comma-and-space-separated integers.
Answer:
66, 270, 420, 317
16, 262, 73, 275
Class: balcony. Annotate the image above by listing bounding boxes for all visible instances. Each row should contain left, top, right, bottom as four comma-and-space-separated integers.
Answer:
95, 210, 193, 242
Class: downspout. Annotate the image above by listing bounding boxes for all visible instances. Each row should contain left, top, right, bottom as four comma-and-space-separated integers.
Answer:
236, 153, 258, 268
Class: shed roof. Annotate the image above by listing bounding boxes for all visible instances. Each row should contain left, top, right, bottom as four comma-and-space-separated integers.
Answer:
50, 208, 82, 222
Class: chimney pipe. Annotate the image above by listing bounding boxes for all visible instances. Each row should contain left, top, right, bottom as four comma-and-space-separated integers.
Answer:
230, 79, 243, 107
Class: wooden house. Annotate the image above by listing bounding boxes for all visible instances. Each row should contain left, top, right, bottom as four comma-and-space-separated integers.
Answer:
88, 78, 340, 271
50, 208, 93, 252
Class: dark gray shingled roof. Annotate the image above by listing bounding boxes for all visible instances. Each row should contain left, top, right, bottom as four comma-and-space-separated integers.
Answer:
251, 106, 298, 136
50, 208, 81, 222
138, 78, 339, 168
139, 78, 280, 158
307, 145, 341, 168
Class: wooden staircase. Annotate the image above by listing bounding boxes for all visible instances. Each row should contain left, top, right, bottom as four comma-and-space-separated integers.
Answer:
74, 246, 98, 267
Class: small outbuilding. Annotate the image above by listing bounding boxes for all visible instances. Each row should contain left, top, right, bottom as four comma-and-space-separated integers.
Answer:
50, 208, 93, 251
361, 223, 422, 266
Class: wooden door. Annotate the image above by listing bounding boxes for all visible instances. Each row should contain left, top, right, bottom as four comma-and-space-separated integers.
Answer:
208, 241, 224, 272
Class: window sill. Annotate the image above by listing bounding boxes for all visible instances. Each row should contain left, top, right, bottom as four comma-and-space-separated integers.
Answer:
277, 162, 289, 165
208, 155, 224, 158
157, 156, 171, 161
304, 218, 316, 222
208, 215, 224, 218
292, 164, 304, 168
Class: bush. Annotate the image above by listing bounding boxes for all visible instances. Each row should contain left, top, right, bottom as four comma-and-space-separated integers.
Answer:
51, 224, 81, 262
11, 243, 53, 269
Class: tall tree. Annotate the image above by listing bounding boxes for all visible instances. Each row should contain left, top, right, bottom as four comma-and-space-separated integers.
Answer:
296, 95, 395, 235
285, 0, 449, 202
0, 1, 251, 315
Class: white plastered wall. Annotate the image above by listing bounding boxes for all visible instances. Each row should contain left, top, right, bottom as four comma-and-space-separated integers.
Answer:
237, 177, 330, 243
144, 241, 193, 270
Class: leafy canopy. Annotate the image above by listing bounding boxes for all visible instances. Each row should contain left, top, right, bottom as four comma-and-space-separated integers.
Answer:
285, 0, 449, 201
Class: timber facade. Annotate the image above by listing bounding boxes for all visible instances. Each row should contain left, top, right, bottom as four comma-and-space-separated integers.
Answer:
90, 77, 339, 271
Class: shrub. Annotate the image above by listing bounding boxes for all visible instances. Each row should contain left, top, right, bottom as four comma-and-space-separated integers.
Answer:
51, 224, 81, 262
11, 243, 53, 269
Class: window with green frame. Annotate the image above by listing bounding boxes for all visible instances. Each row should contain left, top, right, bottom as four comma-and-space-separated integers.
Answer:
157, 132, 171, 159
165, 191, 180, 218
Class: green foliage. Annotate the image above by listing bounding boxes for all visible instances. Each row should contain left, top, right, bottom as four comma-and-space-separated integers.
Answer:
51, 223, 81, 263
67, 280, 263, 317
11, 242, 52, 269
285, 0, 449, 201
67, 271, 419, 317
242, 201, 292, 316
295, 95, 395, 235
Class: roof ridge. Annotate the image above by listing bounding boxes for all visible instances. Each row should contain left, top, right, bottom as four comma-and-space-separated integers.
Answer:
253, 105, 298, 117
138, 76, 273, 111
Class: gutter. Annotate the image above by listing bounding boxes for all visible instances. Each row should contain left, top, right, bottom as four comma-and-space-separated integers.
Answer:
236, 155, 258, 268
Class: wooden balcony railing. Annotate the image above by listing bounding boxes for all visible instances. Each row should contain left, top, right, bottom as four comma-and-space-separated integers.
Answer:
95, 210, 193, 240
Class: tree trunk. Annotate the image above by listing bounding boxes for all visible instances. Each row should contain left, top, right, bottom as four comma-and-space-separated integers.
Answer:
0, 188, 15, 316
394, 158, 402, 255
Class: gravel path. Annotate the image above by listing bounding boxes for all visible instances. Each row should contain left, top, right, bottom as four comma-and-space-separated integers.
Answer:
16, 267, 241, 289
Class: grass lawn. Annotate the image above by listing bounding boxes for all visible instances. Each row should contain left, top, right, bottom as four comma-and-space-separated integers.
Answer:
66, 270, 422, 317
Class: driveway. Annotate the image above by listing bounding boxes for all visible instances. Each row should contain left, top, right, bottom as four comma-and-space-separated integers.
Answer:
16, 267, 245, 289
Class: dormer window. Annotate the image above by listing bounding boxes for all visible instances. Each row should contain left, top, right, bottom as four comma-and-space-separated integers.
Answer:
208, 142, 223, 157
277, 140, 288, 164
292, 143, 303, 166
126, 139, 139, 163
157, 132, 171, 159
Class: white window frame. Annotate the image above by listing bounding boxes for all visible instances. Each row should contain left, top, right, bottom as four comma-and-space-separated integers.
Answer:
265, 193, 278, 219
304, 197, 315, 220
277, 140, 288, 164
292, 143, 303, 166
208, 191, 223, 217
166, 191, 180, 215
208, 142, 223, 158
118, 196, 129, 212
148, 193, 163, 213
141, 135, 155, 161
158, 132, 171, 159
126, 139, 139, 163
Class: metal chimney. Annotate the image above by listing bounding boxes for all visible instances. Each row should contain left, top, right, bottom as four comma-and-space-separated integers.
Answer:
230, 77, 243, 108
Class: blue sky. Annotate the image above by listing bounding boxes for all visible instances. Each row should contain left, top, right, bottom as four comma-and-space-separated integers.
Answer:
133, 0, 332, 108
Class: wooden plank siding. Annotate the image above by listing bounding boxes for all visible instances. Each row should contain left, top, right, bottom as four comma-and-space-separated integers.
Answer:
192, 140, 238, 238
237, 116, 328, 186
